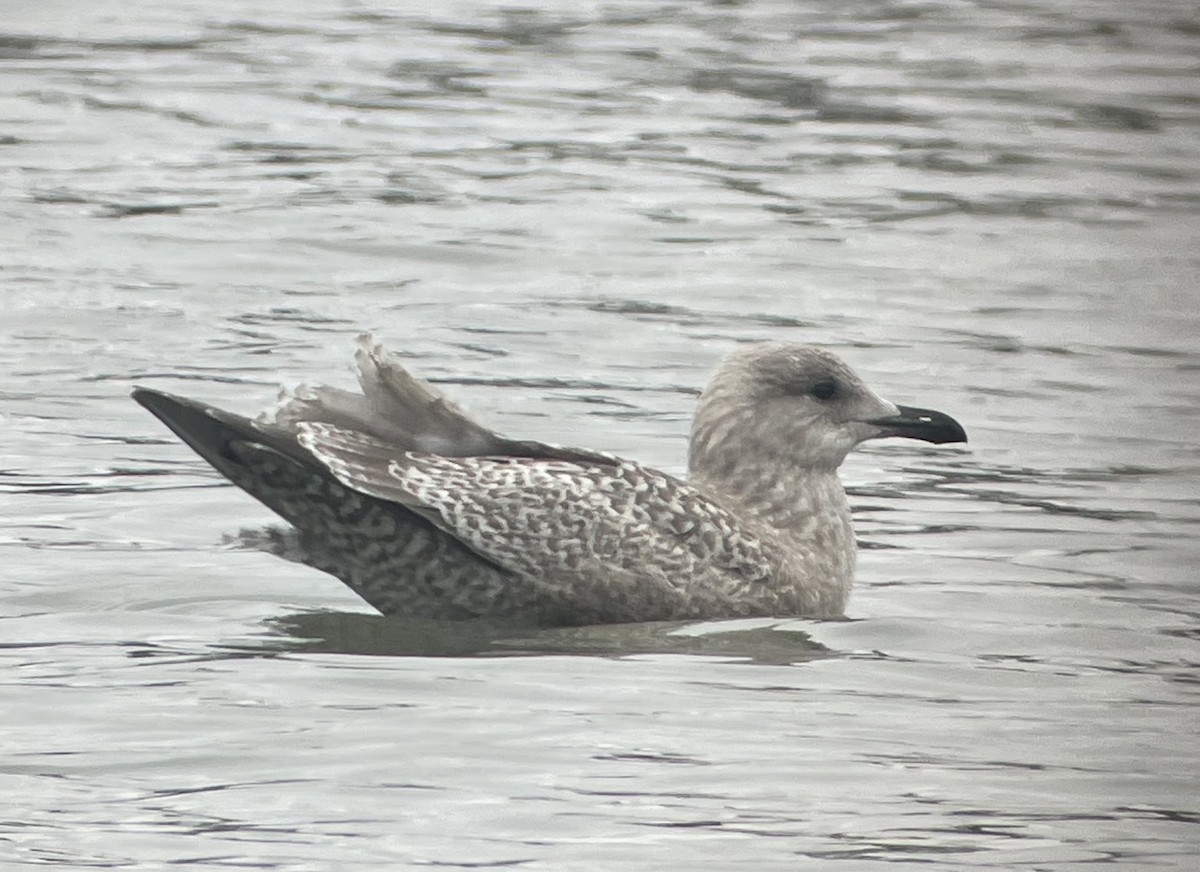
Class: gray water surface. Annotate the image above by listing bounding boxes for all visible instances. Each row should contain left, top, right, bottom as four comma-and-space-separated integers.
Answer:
2, 0, 1198, 869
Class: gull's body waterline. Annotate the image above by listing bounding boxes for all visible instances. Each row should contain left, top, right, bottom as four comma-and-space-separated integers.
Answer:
133, 335, 966, 626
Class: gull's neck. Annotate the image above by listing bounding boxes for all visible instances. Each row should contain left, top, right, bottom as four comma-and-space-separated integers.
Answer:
691, 462, 855, 616
693, 463, 849, 534
687, 396, 856, 616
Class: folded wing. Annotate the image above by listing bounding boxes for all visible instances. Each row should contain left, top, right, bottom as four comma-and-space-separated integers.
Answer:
297, 421, 778, 622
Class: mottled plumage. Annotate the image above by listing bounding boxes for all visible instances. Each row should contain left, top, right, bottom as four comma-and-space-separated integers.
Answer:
134, 334, 966, 625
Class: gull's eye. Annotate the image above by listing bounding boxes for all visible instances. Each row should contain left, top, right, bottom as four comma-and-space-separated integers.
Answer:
810, 379, 838, 401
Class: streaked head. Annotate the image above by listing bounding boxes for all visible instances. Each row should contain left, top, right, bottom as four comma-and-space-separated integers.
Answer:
688, 342, 966, 478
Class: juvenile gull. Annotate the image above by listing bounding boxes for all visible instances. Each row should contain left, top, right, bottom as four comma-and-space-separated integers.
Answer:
133, 335, 966, 625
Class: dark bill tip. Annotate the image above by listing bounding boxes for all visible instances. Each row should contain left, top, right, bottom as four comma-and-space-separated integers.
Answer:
867, 404, 968, 445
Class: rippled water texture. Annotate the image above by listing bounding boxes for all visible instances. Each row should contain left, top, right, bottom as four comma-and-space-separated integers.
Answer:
3, 0, 1198, 868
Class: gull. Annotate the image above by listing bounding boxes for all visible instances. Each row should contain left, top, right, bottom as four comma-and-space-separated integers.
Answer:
133, 334, 965, 625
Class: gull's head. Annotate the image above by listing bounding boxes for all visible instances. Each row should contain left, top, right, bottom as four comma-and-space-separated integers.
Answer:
688, 342, 967, 479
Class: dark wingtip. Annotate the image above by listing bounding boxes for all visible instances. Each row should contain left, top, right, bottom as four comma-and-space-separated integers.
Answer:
131, 385, 162, 411
131, 385, 187, 412
132, 385, 181, 423
132, 384, 311, 471
132, 386, 213, 436
132, 386, 251, 471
